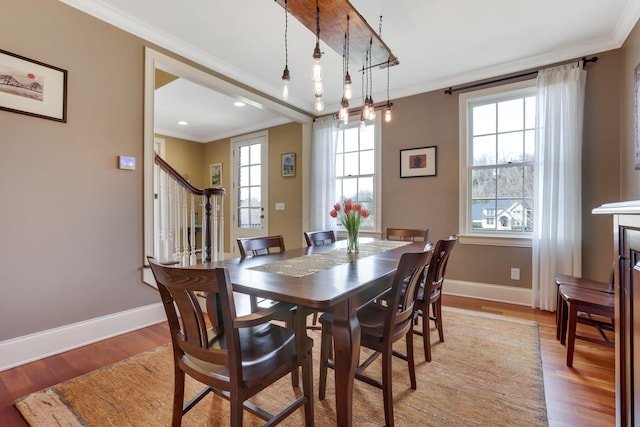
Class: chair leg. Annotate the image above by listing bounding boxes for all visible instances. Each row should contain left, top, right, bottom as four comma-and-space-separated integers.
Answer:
285, 311, 300, 387
559, 298, 569, 345
381, 350, 395, 427
301, 346, 315, 426
422, 304, 432, 362
230, 399, 243, 427
434, 300, 444, 342
406, 330, 417, 390
318, 321, 332, 400
566, 303, 578, 367
173, 368, 185, 427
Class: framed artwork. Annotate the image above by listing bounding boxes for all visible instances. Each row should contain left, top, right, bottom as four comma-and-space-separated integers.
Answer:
0, 49, 67, 122
282, 152, 295, 177
209, 163, 222, 187
400, 146, 437, 178
635, 63, 640, 170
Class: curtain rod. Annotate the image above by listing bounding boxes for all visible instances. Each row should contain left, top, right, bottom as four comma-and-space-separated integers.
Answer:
444, 56, 598, 95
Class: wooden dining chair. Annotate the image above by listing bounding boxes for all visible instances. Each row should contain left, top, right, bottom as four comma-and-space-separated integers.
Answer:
237, 235, 286, 312
558, 283, 614, 367
385, 227, 430, 242
304, 230, 336, 247
303, 230, 337, 328
554, 262, 614, 340
237, 235, 286, 257
413, 235, 458, 362
318, 249, 434, 427
147, 258, 314, 427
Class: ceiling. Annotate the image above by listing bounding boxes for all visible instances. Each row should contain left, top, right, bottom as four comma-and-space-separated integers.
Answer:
61, 0, 640, 142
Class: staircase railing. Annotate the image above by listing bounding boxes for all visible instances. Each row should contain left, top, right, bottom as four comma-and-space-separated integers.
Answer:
154, 153, 226, 264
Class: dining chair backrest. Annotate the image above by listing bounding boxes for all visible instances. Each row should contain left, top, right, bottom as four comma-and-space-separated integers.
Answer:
385, 249, 435, 334
304, 230, 336, 247
237, 235, 285, 257
148, 258, 244, 390
385, 227, 430, 242
423, 235, 458, 301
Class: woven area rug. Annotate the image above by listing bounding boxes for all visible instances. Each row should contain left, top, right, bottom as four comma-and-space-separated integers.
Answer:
15, 308, 548, 426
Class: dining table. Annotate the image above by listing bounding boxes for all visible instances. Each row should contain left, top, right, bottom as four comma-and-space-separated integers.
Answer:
211, 237, 425, 427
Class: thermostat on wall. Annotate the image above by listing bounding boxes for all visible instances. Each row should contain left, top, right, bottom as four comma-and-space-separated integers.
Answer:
119, 155, 136, 170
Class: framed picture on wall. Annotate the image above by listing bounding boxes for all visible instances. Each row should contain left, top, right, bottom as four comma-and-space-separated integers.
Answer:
0, 49, 67, 122
209, 163, 222, 187
400, 146, 437, 178
282, 152, 295, 177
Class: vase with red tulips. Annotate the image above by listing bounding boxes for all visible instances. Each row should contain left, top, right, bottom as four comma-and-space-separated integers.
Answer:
329, 199, 370, 253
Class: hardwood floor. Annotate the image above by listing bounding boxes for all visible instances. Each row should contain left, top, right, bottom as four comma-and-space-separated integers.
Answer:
0, 295, 614, 426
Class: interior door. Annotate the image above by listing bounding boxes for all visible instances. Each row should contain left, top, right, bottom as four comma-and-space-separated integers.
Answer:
231, 131, 268, 257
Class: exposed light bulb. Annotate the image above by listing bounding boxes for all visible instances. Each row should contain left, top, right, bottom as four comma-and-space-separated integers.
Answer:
343, 72, 352, 100
359, 118, 367, 131
367, 99, 376, 120
312, 43, 323, 82
339, 97, 349, 124
281, 66, 290, 100
384, 105, 392, 122
314, 79, 324, 97
314, 96, 324, 112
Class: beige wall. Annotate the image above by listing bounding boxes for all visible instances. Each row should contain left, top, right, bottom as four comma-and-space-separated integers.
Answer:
621, 19, 640, 200
0, 0, 158, 340
159, 134, 207, 188
267, 123, 304, 249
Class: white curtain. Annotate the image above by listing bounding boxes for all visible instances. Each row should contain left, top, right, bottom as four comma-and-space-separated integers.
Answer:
532, 62, 587, 311
309, 116, 339, 232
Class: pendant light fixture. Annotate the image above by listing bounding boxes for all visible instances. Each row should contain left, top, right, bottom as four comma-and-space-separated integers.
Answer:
281, 0, 290, 100
338, 16, 350, 124
343, 15, 352, 101
366, 40, 376, 121
359, 59, 367, 130
312, 0, 324, 111
384, 58, 392, 122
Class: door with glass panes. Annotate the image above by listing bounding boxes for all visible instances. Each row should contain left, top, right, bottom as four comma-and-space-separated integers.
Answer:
231, 131, 268, 257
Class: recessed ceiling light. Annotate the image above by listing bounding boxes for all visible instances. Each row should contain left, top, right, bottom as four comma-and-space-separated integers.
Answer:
177, 120, 188, 126
233, 101, 246, 107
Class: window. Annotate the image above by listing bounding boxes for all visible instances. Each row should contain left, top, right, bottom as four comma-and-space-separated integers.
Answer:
334, 118, 381, 232
459, 80, 536, 246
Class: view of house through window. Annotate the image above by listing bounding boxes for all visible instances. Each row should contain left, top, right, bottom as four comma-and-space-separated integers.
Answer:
462, 82, 536, 236
335, 120, 379, 231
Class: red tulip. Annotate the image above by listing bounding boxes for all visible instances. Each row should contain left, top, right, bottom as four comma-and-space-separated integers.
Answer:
330, 210, 338, 218
361, 209, 370, 218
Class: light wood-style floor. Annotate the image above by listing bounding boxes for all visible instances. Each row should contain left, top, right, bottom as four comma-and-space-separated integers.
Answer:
0, 295, 614, 426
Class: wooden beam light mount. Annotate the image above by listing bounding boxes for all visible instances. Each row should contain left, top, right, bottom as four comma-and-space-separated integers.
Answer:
274, 0, 399, 70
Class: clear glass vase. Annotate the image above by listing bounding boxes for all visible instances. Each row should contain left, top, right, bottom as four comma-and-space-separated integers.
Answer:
346, 227, 359, 253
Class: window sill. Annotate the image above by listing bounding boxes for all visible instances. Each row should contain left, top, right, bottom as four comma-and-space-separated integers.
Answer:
458, 233, 532, 248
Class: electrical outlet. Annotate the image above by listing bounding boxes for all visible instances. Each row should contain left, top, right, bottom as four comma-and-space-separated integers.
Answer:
511, 268, 520, 280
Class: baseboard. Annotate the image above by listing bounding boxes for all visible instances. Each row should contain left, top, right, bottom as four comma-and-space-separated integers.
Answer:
444, 279, 532, 306
0, 303, 166, 372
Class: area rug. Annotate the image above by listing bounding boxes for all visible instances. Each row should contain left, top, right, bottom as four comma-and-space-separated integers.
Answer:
15, 308, 548, 426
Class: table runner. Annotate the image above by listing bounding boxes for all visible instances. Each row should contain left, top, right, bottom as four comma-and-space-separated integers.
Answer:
248, 240, 412, 277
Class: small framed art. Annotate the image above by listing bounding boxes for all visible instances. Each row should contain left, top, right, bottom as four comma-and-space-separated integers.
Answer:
282, 152, 295, 177
210, 163, 222, 186
400, 146, 437, 178
0, 49, 67, 122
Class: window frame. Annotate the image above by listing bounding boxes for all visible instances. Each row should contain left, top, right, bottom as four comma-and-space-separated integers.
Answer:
458, 79, 536, 248
334, 116, 382, 235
